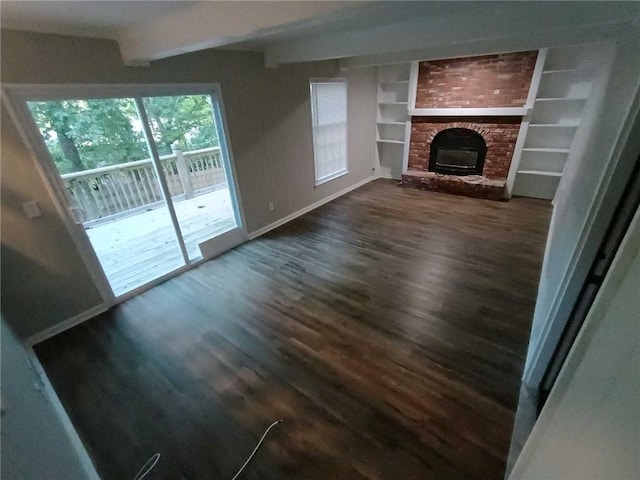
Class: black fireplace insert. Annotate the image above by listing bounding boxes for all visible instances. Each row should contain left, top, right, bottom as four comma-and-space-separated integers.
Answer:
429, 128, 487, 176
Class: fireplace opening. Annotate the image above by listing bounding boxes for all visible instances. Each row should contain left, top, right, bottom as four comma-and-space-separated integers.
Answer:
429, 128, 487, 176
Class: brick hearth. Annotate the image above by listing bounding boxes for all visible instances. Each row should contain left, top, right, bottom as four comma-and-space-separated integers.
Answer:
401, 171, 506, 201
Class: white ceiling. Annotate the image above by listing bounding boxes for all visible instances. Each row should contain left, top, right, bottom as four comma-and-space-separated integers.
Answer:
2, 1, 639, 67
0, 1, 196, 39
0, 0, 365, 64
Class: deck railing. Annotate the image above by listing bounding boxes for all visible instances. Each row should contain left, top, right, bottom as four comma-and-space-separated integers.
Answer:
62, 146, 225, 224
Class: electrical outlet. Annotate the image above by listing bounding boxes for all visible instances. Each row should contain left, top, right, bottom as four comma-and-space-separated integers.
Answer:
268, 202, 274, 212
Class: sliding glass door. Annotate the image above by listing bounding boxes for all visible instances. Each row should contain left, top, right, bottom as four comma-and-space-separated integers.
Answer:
141, 94, 238, 261
19, 85, 244, 299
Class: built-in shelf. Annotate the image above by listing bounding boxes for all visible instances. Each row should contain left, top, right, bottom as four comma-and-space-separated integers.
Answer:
542, 67, 595, 75
535, 97, 588, 102
376, 63, 411, 179
529, 123, 579, 128
542, 68, 578, 74
377, 120, 406, 126
517, 170, 563, 177
511, 44, 605, 201
522, 147, 571, 154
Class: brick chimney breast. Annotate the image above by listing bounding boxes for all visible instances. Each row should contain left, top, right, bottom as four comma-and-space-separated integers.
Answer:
404, 50, 537, 200
415, 51, 538, 109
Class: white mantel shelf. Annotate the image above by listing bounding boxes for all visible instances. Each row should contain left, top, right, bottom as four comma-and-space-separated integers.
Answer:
409, 106, 531, 117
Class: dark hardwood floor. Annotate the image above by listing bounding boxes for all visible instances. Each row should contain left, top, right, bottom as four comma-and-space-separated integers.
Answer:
35, 180, 552, 480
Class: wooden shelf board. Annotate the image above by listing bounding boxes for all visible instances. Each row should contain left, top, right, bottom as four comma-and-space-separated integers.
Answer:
542, 67, 595, 75
377, 139, 405, 145
529, 123, 579, 128
535, 97, 588, 102
379, 101, 409, 105
517, 170, 563, 177
522, 147, 571, 154
377, 120, 406, 126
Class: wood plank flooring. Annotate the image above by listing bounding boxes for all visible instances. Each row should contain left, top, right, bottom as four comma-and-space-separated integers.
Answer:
35, 180, 552, 480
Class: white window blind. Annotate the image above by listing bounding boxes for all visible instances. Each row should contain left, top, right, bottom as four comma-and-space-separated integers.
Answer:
310, 79, 348, 186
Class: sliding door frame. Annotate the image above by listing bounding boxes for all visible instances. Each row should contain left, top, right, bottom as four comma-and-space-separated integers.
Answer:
2, 83, 248, 309
134, 97, 190, 265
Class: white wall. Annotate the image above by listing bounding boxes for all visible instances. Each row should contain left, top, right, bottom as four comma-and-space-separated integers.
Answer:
0, 29, 377, 339
523, 27, 640, 384
510, 207, 640, 480
0, 318, 96, 479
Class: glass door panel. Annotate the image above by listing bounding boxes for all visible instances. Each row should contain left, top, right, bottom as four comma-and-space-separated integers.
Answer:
141, 94, 238, 261
27, 98, 186, 296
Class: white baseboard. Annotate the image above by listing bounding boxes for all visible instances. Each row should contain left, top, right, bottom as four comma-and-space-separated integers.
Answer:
376, 172, 393, 179
25, 346, 101, 480
24, 303, 108, 348
248, 176, 375, 239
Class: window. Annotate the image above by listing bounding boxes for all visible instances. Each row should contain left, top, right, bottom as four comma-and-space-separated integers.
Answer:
310, 79, 348, 186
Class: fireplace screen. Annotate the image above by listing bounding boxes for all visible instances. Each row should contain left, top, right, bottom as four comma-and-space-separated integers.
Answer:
435, 148, 479, 170
429, 128, 486, 176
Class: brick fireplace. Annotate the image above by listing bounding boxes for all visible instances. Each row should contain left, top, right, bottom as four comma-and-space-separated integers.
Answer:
402, 51, 537, 200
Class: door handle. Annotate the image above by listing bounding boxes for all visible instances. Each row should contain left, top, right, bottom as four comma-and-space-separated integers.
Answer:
69, 206, 88, 225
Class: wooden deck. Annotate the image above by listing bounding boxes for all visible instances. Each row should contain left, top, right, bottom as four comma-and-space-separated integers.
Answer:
86, 188, 236, 296
36, 180, 552, 479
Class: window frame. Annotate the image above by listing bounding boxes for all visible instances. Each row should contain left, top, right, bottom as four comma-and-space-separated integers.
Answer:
309, 77, 349, 187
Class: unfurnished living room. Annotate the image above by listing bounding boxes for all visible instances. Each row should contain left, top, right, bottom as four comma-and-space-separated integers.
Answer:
1, 2, 639, 480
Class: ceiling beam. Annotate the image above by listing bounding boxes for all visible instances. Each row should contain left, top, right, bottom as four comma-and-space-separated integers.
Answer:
116, 1, 360, 66
263, 2, 640, 67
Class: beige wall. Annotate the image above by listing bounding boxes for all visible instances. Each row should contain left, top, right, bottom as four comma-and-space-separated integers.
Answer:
1, 101, 103, 338
0, 30, 377, 339
510, 208, 640, 480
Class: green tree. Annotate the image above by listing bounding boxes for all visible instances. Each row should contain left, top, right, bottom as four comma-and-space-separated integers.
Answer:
70, 99, 148, 168
28, 101, 86, 172
29, 98, 148, 174
143, 95, 218, 155
28, 94, 219, 174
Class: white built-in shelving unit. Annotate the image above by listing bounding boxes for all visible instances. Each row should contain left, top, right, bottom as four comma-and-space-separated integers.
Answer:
376, 64, 411, 179
374, 45, 608, 199
510, 45, 602, 200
